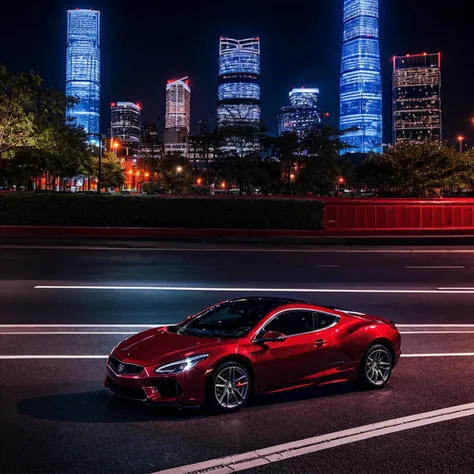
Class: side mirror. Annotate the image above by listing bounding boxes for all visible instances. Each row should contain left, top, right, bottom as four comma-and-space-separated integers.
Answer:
256, 330, 286, 343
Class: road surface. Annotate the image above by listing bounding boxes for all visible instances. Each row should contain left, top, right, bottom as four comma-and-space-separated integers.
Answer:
0, 242, 473, 473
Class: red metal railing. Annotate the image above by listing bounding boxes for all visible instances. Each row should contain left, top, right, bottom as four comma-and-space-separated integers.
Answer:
322, 199, 474, 231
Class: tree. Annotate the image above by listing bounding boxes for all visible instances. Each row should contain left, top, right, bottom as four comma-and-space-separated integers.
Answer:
0, 65, 39, 158
140, 122, 163, 182
157, 154, 194, 193
272, 131, 300, 194
91, 151, 125, 190
292, 125, 349, 196
360, 141, 460, 197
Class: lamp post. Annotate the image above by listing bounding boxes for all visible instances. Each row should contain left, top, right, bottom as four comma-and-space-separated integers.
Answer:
97, 134, 103, 194
457, 135, 465, 153
337, 177, 344, 195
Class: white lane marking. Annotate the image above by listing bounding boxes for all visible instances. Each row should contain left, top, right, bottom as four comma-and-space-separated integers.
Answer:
400, 331, 474, 334
0, 355, 108, 359
406, 266, 465, 269
0, 324, 159, 328
1, 331, 472, 336
152, 402, 474, 474
5, 244, 474, 254
397, 324, 474, 327
33, 285, 474, 294
1, 354, 473, 360
0, 332, 138, 335
401, 353, 474, 358
439, 287, 474, 291
0, 324, 472, 329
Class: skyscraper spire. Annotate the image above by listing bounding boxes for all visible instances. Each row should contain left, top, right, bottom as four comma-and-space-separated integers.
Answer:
340, 0, 383, 154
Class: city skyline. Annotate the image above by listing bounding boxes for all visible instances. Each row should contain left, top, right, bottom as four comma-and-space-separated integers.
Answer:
1, 1, 472, 144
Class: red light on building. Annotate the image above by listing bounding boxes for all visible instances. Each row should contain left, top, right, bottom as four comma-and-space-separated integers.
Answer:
111, 102, 116, 107
136, 103, 141, 110
324, 112, 330, 117
255, 37, 260, 41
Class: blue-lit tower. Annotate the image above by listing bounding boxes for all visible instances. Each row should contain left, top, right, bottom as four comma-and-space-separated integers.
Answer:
340, 0, 382, 154
66, 9, 100, 142
217, 37, 261, 153
279, 87, 322, 139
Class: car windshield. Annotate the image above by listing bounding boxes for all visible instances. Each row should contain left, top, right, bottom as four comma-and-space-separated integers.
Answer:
181, 298, 302, 339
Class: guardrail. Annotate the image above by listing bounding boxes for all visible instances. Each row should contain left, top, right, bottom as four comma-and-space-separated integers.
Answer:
322, 198, 474, 231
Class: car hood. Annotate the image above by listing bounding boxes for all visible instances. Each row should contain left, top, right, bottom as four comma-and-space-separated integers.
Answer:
114, 327, 221, 365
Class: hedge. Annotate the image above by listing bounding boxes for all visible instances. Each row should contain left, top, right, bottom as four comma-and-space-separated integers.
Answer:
0, 193, 324, 230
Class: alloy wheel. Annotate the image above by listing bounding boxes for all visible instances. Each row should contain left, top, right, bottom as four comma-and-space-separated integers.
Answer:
365, 348, 392, 386
214, 365, 249, 409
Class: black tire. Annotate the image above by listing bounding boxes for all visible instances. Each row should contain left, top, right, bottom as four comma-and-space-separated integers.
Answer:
206, 361, 251, 413
358, 344, 393, 390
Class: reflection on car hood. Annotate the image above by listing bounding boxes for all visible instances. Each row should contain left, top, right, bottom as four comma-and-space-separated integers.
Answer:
114, 327, 221, 365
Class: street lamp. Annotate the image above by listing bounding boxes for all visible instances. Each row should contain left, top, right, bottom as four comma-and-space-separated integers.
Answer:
196, 177, 203, 186
457, 135, 465, 153
337, 177, 345, 195
176, 166, 183, 174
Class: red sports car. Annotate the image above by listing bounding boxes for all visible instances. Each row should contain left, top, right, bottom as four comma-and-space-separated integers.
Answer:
105, 297, 401, 412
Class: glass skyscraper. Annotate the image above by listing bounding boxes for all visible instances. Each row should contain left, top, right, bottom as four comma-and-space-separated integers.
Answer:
217, 37, 261, 127
164, 77, 191, 156
393, 53, 442, 144
279, 88, 322, 139
340, 0, 382, 154
66, 9, 100, 142
111, 102, 142, 154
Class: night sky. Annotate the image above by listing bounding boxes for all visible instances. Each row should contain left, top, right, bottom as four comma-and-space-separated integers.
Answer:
1, 0, 472, 144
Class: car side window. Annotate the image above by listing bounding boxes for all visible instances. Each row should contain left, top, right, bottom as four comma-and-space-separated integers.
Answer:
316, 312, 338, 330
264, 311, 315, 336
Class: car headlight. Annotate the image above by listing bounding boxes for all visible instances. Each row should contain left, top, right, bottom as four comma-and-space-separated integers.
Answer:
155, 354, 209, 374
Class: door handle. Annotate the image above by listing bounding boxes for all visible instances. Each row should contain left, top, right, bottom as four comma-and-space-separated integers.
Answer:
314, 339, 326, 347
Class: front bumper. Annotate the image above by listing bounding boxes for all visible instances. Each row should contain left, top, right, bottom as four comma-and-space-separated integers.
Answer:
105, 358, 207, 406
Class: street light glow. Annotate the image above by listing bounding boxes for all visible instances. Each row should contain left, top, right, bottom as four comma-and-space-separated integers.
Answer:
176, 166, 183, 173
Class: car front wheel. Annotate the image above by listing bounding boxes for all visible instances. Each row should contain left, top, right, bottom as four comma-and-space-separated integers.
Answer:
206, 361, 251, 413
359, 344, 393, 389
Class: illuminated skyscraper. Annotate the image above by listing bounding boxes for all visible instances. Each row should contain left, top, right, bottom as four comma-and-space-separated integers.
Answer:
217, 37, 261, 154
340, 0, 382, 154
110, 102, 142, 154
393, 53, 442, 143
164, 77, 191, 156
279, 87, 322, 139
66, 9, 100, 141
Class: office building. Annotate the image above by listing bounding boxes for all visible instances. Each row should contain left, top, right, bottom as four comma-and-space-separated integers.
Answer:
340, 0, 383, 154
217, 37, 261, 154
110, 102, 141, 154
141, 122, 162, 158
66, 9, 100, 142
279, 87, 322, 139
393, 53, 442, 143
164, 77, 191, 156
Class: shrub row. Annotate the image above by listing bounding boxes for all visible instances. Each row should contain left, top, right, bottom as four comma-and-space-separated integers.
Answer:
0, 193, 324, 230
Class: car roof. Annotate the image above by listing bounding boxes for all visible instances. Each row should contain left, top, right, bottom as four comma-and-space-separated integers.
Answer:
224, 296, 309, 306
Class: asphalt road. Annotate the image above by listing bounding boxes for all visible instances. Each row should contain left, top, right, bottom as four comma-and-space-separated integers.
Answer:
0, 242, 473, 473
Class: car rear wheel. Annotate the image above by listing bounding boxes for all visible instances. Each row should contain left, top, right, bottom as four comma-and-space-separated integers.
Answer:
206, 361, 251, 413
359, 344, 393, 389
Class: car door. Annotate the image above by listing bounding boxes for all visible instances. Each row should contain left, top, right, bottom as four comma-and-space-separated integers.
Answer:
253, 309, 332, 393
